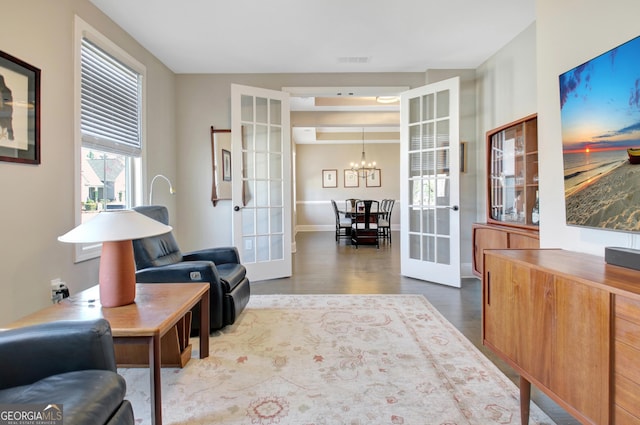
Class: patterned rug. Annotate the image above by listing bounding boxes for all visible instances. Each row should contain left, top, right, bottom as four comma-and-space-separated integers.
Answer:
120, 295, 555, 425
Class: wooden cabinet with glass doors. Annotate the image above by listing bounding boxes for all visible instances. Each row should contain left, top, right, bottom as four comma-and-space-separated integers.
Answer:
471, 114, 539, 277
487, 114, 539, 227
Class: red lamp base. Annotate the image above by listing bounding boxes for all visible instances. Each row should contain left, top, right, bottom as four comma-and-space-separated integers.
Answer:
99, 240, 136, 307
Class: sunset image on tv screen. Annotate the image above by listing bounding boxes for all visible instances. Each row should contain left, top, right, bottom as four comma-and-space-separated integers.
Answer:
560, 34, 640, 232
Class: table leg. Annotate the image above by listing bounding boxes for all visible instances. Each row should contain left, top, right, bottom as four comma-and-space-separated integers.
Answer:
199, 287, 210, 358
519, 376, 531, 425
148, 333, 162, 425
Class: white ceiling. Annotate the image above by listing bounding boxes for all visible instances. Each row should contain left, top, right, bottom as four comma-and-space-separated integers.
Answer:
90, 0, 535, 144
89, 0, 535, 74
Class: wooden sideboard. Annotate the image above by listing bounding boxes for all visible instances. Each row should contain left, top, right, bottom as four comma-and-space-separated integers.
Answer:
482, 249, 640, 425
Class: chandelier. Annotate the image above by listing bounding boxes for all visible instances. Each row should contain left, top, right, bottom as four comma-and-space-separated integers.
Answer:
350, 129, 376, 179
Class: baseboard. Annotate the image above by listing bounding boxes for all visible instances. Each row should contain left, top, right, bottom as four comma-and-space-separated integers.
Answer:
460, 262, 474, 279
296, 225, 333, 232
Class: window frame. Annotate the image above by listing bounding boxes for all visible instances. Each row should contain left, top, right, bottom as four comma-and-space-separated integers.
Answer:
73, 16, 146, 262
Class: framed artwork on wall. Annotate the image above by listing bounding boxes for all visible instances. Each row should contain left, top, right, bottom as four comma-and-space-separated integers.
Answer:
0, 50, 41, 165
210, 127, 231, 206
366, 169, 381, 187
322, 169, 337, 188
222, 149, 231, 181
460, 141, 467, 173
344, 169, 359, 188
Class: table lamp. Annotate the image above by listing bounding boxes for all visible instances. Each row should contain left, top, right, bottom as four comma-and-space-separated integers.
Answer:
58, 209, 172, 307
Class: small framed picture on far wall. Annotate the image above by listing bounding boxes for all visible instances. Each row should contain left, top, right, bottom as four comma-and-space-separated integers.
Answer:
344, 169, 359, 188
322, 169, 337, 188
366, 169, 381, 187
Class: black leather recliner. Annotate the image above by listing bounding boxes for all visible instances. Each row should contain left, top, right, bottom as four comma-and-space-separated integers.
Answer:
132, 205, 250, 333
0, 319, 134, 425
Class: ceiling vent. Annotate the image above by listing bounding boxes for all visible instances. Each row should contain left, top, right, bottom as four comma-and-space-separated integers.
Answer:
337, 56, 370, 64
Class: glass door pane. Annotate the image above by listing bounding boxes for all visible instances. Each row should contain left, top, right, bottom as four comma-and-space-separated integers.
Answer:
231, 84, 291, 281
400, 78, 460, 288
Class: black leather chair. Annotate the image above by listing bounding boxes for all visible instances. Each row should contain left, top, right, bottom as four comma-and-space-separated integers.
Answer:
132, 205, 250, 334
0, 319, 134, 425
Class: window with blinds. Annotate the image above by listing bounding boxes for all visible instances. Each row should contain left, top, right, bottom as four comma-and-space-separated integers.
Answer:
80, 38, 142, 156
79, 37, 142, 218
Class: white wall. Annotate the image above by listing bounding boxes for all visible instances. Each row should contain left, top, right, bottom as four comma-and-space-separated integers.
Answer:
0, 0, 176, 325
475, 23, 538, 223
536, 0, 640, 255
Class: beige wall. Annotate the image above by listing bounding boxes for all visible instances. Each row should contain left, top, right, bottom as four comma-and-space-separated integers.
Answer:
0, 0, 176, 325
174, 73, 426, 252
536, 0, 640, 254
174, 71, 480, 273
295, 143, 401, 231
6, 0, 634, 326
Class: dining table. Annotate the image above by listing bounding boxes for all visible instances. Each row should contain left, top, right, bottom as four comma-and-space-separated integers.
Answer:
339, 204, 383, 225
339, 206, 380, 219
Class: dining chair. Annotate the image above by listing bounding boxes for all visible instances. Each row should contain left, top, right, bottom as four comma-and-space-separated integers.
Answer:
345, 198, 359, 212
378, 199, 395, 243
331, 200, 352, 243
350, 200, 380, 248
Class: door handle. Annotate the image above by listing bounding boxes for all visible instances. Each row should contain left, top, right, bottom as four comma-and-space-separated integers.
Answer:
449, 205, 459, 211
234, 205, 242, 211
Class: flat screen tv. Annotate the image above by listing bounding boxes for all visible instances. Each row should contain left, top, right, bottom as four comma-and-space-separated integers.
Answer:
560, 34, 640, 232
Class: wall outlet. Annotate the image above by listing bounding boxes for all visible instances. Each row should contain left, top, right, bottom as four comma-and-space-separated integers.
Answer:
50, 278, 69, 303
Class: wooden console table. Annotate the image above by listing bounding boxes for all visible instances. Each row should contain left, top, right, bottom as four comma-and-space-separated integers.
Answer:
5, 283, 210, 425
482, 249, 640, 425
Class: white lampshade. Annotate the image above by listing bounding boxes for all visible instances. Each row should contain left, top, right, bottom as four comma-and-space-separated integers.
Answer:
58, 209, 173, 307
58, 209, 172, 243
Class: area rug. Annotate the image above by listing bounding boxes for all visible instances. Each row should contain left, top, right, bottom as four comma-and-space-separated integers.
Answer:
119, 295, 555, 425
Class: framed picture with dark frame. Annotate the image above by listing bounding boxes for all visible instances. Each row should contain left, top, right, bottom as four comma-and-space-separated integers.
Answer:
0, 50, 40, 165
222, 149, 231, 181
460, 141, 467, 173
322, 169, 337, 188
366, 169, 381, 187
344, 169, 359, 188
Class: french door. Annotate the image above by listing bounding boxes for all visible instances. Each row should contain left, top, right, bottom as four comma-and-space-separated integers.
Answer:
400, 77, 461, 287
231, 84, 292, 281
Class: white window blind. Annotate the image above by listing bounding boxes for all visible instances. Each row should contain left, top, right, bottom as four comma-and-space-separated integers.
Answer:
80, 38, 142, 156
